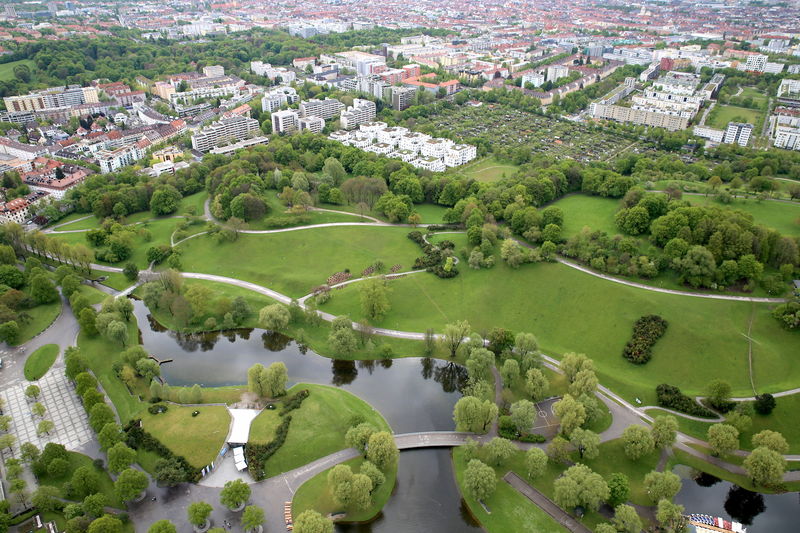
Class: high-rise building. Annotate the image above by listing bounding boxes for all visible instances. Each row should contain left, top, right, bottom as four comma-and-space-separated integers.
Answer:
202, 65, 225, 78
546, 65, 570, 82
191, 115, 259, 152
521, 72, 545, 88
298, 116, 325, 134
299, 98, 344, 120
340, 99, 377, 130
723, 122, 753, 147
391, 86, 417, 111
741, 54, 767, 72
271, 110, 300, 134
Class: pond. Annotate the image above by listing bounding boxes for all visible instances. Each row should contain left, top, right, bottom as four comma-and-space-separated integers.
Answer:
674, 465, 798, 532
134, 300, 480, 532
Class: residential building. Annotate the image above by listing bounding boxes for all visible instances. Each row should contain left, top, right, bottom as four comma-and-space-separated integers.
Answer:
0, 192, 47, 224
332, 51, 386, 76
723, 122, 753, 147
299, 98, 344, 120
96, 143, 146, 173
777, 79, 800, 107
444, 144, 477, 167
0, 138, 48, 160
546, 65, 570, 82
202, 65, 225, 78
191, 115, 259, 152
693, 125, 725, 143
3, 85, 98, 113
740, 54, 767, 72
261, 87, 298, 113
21, 159, 90, 199
209, 136, 270, 156
521, 72, 545, 88
298, 116, 325, 134
271, 110, 300, 134
340, 99, 376, 130
391, 86, 417, 111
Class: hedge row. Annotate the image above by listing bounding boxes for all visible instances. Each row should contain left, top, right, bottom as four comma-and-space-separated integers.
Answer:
408, 232, 459, 278
123, 420, 200, 483
622, 315, 668, 364
247, 388, 310, 481
655, 384, 716, 418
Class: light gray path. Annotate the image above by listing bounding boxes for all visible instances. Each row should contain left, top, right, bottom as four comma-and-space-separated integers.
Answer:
504, 472, 592, 533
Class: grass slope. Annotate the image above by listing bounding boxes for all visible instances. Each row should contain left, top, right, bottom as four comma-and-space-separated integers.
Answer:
551, 194, 620, 238
686, 195, 800, 237
24, 344, 59, 381
13, 300, 61, 346
36, 451, 124, 508
462, 157, 520, 182
0, 59, 35, 81
140, 405, 230, 469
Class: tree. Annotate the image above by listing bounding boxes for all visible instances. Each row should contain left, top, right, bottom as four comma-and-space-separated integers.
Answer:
97, 423, 123, 450
569, 369, 598, 397
260, 362, 288, 398
753, 393, 776, 415
345, 423, 375, 454
293, 510, 333, 533
78, 307, 98, 336
105, 320, 128, 346
328, 326, 358, 356
613, 504, 642, 533
150, 186, 182, 215
220, 479, 251, 510
89, 403, 115, 432
242, 505, 264, 532
553, 394, 586, 436
115, 468, 148, 502
20, 442, 40, 463
31, 403, 46, 418
656, 499, 686, 533
553, 464, 609, 512
607, 473, 630, 507
259, 303, 290, 331
706, 379, 732, 410
359, 276, 391, 321
651, 415, 678, 449
510, 399, 537, 434
37, 420, 55, 436
366, 431, 398, 470
707, 424, 739, 456
595, 524, 617, 533
500, 359, 520, 387
440, 320, 470, 357
525, 368, 549, 401
349, 473, 373, 510
107, 442, 136, 474
247, 363, 266, 396
743, 446, 786, 486
30, 275, 59, 304
547, 436, 571, 464
87, 515, 123, 533
622, 425, 654, 460
751, 430, 789, 454
561, 352, 594, 382
485, 437, 516, 466
570, 428, 600, 460
82, 493, 106, 518
187, 501, 213, 528
31, 485, 61, 512
465, 348, 495, 383
453, 396, 498, 433
71, 465, 99, 498
0, 321, 19, 344
643, 470, 682, 503
148, 520, 178, 533
677, 246, 717, 288
464, 459, 496, 501
525, 447, 547, 479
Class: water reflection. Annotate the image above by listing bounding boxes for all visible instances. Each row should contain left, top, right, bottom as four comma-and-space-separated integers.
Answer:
674, 466, 797, 532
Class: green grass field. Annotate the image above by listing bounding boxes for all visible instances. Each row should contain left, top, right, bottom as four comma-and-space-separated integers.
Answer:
292, 456, 398, 523
453, 447, 568, 533
707, 105, 763, 133
462, 157, 520, 182
686, 195, 800, 237
412, 203, 449, 224
140, 405, 230, 469
13, 300, 61, 346
176, 226, 420, 298
75, 284, 109, 305
24, 344, 59, 381
0, 59, 35, 81
256, 383, 391, 478
550, 194, 621, 238
321, 234, 799, 403
36, 451, 124, 508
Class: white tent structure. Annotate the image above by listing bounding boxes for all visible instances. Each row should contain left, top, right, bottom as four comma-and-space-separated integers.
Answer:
227, 408, 261, 445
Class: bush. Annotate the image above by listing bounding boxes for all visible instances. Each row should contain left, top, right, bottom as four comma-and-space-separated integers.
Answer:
246, 416, 292, 481
656, 384, 716, 418
622, 315, 668, 364
279, 389, 309, 416
123, 420, 199, 483
754, 393, 776, 415
147, 404, 168, 415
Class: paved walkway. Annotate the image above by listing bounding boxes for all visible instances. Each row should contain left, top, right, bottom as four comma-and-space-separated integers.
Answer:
504, 472, 592, 533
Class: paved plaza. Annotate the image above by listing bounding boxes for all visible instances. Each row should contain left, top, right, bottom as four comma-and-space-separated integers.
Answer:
1, 369, 94, 454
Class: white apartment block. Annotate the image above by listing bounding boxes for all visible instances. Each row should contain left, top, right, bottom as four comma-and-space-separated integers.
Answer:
764, 62, 785, 74
399, 132, 431, 152
250, 61, 296, 83
741, 54, 767, 72
191, 115, 260, 152
203, 65, 225, 77
723, 122, 753, 147
421, 138, 455, 158
298, 116, 325, 134
774, 126, 800, 150
590, 102, 690, 131
692, 125, 725, 143
546, 65, 570, 82
261, 87, 299, 113
364, 143, 393, 155
271, 110, 300, 134
444, 145, 477, 167
97, 144, 145, 173
340, 99, 377, 130
411, 156, 445, 173
521, 72, 545, 88
377, 127, 409, 146
358, 122, 388, 140
299, 98, 344, 120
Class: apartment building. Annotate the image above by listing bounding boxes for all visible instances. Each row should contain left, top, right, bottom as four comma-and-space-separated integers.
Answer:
96, 143, 146, 174
591, 102, 690, 131
298, 116, 325, 134
271, 110, 300, 134
299, 98, 344, 120
546, 65, 570, 82
250, 61, 296, 83
0, 138, 49, 160
521, 72, 545, 88
444, 145, 478, 167
723, 122, 753, 147
340, 99, 377, 130
774, 126, 800, 150
261, 87, 299, 113
4, 85, 99, 113
0, 192, 47, 224
202, 65, 225, 78
191, 115, 259, 152
391, 86, 417, 111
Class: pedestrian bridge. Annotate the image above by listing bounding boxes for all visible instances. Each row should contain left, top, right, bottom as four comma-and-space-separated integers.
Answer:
393, 431, 485, 449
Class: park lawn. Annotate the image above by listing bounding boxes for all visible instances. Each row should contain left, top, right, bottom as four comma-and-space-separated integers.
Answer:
462, 157, 520, 182
175, 225, 421, 298
738, 87, 768, 106
24, 344, 59, 381
249, 407, 283, 444
292, 456, 398, 522
140, 405, 230, 469
77, 318, 143, 423
261, 383, 391, 478
320, 243, 800, 403
36, 451, 124, 508
97, 272, 134, 292
13, 300, 61, 346
667, 449, 800, 493
75, 284, 109, 305
550, 194, 620, 238
580, 439, 660, 506
452, 447, 568, 533
685, 195, 800, 237
707, 105, 763, 133
0, 59, 35, 81
412, 203, 449, 224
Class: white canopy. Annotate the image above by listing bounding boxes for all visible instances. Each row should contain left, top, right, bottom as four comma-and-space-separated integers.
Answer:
227, 408, 261, 445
